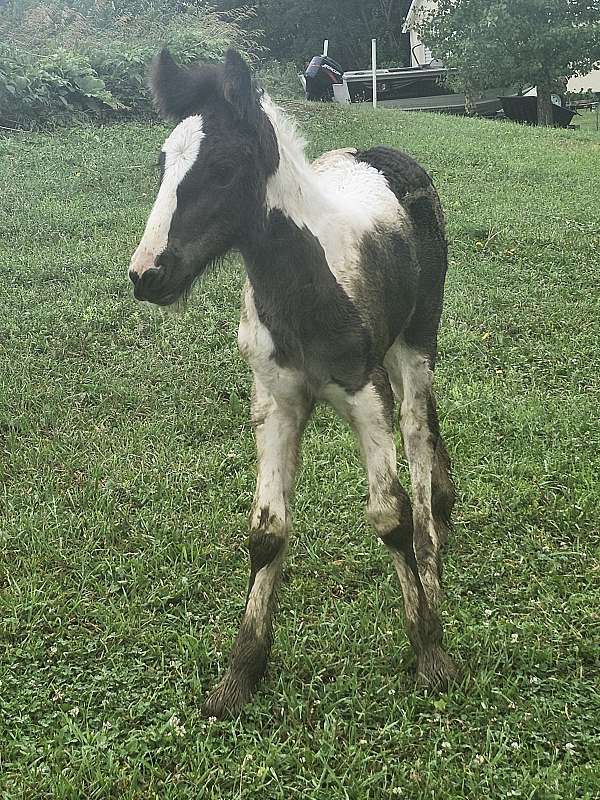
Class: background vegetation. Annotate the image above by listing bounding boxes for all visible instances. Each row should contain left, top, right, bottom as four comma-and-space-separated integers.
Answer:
209, 0, 413, 68
0, 0, 415, 128
0, 0, 261, 128
418, 0, 600, 124
1, 102, 599, 798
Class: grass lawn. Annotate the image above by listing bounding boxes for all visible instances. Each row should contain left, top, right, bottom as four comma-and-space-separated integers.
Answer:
574, 108, 600, 135
0, 103, 599, 799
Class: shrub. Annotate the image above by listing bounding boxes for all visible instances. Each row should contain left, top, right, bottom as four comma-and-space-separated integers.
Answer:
255, 60, 304, 100
0, 0, 263, 128
0, 46, 124, 128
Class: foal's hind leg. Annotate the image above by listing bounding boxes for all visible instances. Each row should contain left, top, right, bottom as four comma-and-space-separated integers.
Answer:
386, 340, 455, 606
204, 377, 312, 718
327, 371, 454, 689
385, 340, 456, 685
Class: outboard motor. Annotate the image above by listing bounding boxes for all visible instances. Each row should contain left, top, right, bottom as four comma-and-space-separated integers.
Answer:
304, 55, 343, 101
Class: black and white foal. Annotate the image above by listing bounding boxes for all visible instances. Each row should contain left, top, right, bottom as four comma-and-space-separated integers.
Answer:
129, 49, 457, 717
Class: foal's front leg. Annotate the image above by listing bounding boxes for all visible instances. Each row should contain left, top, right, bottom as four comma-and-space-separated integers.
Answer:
204, 378, 311, 718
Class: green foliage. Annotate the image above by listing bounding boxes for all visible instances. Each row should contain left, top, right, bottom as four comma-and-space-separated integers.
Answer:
0, 46, 122, 128
255, 60, 304, 100
212, 0, 413, 68
0, 0, 263, 128
419, 0, 600, 123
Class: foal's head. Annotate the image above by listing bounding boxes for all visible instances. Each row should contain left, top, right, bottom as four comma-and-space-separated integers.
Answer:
129, 49, 279, 305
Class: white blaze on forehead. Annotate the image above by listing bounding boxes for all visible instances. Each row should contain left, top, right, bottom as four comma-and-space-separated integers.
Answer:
129, 114, 205, 276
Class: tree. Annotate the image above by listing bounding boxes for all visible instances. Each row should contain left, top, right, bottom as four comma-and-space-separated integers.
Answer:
418, 0, 600, 124
210, 0, 413, 68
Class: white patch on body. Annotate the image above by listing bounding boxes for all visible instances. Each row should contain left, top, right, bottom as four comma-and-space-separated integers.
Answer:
261, 97, 408, 296
238, 282, 276, 380
239, 287, 311, 527
244, 558, 284, 637
324, 381, 399, 534
249, 376, 299, 529
393, 341, 436, 543
383, 338, 405, 404
129, 115, 205, 277
239, 335, 311, 640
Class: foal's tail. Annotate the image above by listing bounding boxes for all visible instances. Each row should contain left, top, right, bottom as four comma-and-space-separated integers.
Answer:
403, 186, 448, 366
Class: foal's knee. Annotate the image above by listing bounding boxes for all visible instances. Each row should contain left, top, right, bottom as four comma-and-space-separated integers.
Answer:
367, 479, 414, 546
250, 502, 288, 536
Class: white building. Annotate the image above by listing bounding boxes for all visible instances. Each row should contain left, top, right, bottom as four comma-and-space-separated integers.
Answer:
568, 70, 600, 94
402, 0, 438, 67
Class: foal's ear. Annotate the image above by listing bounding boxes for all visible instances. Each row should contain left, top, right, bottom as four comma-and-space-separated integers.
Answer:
151, 49, 197, 120
223, 50, 256, 122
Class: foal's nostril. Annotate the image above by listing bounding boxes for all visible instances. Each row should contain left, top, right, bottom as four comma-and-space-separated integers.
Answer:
132, 267, 167, 302
155, 248, 179, 270
129, 269, 140, 285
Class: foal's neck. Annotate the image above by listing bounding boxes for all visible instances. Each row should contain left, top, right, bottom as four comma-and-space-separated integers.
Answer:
261, 99, 328, 229
240, 101, 336, 302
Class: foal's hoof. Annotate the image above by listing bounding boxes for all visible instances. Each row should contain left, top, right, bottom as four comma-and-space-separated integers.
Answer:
417, 647, 459, 692
203, 671, 252, 719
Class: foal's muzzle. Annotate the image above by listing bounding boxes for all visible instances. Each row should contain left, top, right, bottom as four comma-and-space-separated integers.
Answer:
130, 265, 183, 306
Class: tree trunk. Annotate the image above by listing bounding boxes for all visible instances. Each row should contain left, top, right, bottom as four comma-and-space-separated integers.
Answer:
464, 91, 477, 116
537, 84, 554, 126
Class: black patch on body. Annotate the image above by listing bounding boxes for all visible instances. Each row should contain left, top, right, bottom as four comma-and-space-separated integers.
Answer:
355, 146, 434, 201
204, 617, 272, 718
355, 147, 448, 363
243, 210, 375, 393
402, 195, 448, 361
371, 367, 396, 428
206, 527, 285, 718
247, 528, 285, 601
380, 478, 414, 560
380, 493, 444, 655
431, 433, 455, 549
354, 227, 419, 362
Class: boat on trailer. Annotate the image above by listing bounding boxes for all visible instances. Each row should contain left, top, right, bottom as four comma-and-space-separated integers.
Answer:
303, 56, 507, 117
332, 64, 505, 116
301, 0, 506, 117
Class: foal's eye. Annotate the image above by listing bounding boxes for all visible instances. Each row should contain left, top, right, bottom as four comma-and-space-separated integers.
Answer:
212, 164, 236, 187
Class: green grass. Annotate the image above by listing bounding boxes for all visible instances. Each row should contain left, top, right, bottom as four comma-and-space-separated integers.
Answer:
0, 104, 599, 799
575, 109, 600, 134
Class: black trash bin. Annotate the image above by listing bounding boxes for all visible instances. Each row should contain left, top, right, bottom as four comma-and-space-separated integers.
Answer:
304, 56, 343, 101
